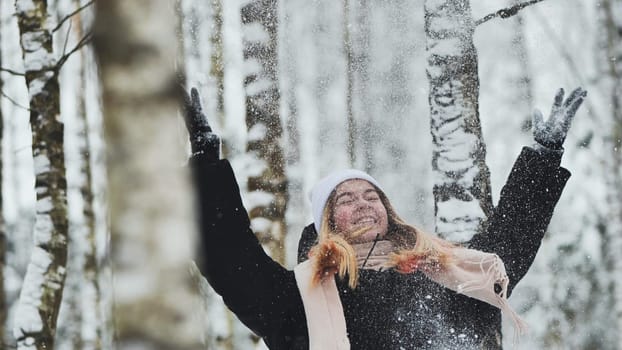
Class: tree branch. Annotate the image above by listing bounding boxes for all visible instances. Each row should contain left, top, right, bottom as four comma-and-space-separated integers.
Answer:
0, 67, 25, 76
52, 0, 95, 33
476, 0, 547, 26
57, 32, 93, 69
62, 19, 73, 59
0, 90, 30, 111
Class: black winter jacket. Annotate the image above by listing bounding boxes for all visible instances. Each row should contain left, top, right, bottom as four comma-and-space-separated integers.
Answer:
190, 147, 570, 349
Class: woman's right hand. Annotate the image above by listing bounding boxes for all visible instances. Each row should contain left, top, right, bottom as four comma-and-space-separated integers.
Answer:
182, 87, 221, 161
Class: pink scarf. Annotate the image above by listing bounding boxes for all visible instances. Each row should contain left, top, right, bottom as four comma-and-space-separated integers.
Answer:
294, 240, 526, 350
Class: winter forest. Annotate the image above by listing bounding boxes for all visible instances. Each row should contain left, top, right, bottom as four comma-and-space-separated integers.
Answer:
0, 0, 621, 349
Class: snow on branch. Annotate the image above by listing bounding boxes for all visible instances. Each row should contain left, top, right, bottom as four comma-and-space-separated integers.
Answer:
475, 0, 547, 26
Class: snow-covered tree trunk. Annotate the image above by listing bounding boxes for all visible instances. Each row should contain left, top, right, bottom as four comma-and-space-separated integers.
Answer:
54, 1, 103, 348
424, 0, 492, 243
241, 0, 288, 265
350, 0, 374, 173
75, 45, 102, 350
13, 0, 69, 349
512, 13, 534, 131
0, 26, 5, 345
602, 0, 622, 346
344, 0, 355, 166
181, 0, 262, 349
279, 0, 321, 269
93, 1, 202, 348
343, 0, 372, 171
82, 31, 112, 349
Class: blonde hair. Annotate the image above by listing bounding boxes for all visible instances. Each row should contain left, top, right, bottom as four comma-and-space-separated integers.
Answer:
309, 184, 456, 288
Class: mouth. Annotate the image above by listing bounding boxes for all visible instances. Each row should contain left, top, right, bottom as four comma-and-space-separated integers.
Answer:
353, 216, 377, 226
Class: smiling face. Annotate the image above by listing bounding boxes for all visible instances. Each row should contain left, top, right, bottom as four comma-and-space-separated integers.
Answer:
330, 179, 389, 243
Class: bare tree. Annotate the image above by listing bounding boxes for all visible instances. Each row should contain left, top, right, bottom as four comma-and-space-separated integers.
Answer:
241, 0, 288, 265
13, 0, 69, 348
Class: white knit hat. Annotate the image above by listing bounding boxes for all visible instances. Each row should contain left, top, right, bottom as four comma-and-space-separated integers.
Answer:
310, 169, 383, 232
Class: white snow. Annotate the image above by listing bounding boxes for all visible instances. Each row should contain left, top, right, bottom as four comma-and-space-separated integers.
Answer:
436, 198, 485, 242
14, 0, 36, 14
35, 196, 54, 213
251, 217, 272, 233
245, 189, 274, 209
243, 22, 270, 43
245, 77, 273, 97
429, 37, 463, 56
13, 247, 55, 340
33, 214, 53, 244
21, 36, 56, 71
33, 153, 51, 174
247, 122, 267, 142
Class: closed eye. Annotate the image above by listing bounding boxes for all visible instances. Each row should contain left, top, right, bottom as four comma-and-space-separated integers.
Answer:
363, 190, 380, 201
336, 194, 355, 206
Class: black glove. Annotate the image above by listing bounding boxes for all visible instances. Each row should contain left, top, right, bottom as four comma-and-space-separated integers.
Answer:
182, 87, 220, 160
532, 87, 587, 150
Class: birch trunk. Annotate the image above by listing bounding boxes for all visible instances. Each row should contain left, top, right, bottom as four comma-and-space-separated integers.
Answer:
77, 50, 102, 350
53, 1, 97, 348
352, 0, 374, 173
241, 0, 288, 265
513, 13, 534, 131
181, 1, 256, 349
93, 1, 201, 348
0, 24, 5, 344
13, 0, 68, 349
56, 1, 102, 345
75, 3, 103, 347
344, 0, 355, 167
343, 0, 371, 171
602, 0, 622, 346
424, 0, 492, 243
82, 35, 113, 350
280, 0, 319, 267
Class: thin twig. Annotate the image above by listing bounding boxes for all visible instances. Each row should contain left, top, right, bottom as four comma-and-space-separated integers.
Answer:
52, 0, 95, 33
476, 0, 546, 26
0, 67, 25, 76
0, 90, 30, 111
57, 31, 93, 69
62, 20, 73, 59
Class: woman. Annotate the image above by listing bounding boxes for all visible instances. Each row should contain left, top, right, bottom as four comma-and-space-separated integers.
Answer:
184, 87, 586, 349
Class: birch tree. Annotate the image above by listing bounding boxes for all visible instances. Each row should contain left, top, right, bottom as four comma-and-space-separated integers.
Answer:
181, 0, 261, 348
93, 0, 204, 348
424, 0, 492, 243
601, 0, 622, 346
0, 28, 5, 345
13, 0, 69, 348
424, 1, 553, 348
241, 0, 288, 265
54, 1, 104, 348
344, 0, 373, 172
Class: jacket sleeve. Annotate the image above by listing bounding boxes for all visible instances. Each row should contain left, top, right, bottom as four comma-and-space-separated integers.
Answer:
469, 146, 571, 294
189, 155, 306, 341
